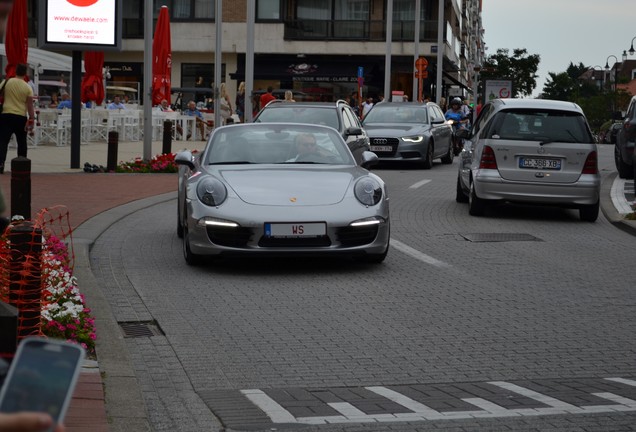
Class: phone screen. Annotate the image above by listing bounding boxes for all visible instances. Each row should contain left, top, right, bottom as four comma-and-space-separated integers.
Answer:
0, 338, 85, 423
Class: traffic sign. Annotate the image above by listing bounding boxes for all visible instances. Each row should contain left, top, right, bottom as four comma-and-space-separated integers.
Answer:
415, 57, 428, 71
357, 66, 364, 78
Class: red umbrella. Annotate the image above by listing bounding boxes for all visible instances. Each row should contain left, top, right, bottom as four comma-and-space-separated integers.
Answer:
152, 6, 171, 106
81, 51, 105, 105
4, 0, 28, 78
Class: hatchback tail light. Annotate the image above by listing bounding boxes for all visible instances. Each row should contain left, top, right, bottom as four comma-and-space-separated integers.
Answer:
479, 145, 498, 169
581, 151, 598, 175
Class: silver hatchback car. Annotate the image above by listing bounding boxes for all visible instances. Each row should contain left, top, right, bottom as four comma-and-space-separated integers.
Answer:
455, 99, 600, 221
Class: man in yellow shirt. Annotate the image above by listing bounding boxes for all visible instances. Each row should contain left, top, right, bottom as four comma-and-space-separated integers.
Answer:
0, 63, 35, 174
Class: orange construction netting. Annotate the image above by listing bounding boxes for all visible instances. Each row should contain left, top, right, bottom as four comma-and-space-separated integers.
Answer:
0, 206, 74, 343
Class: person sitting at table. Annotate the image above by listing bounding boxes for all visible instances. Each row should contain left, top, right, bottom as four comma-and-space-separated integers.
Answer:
57, 92, 72, 109
156, 99, 185, 137
183, 100, 207, 140
158, 99, 173, 112
48, 92, 59, 108
107, 96, 126, 110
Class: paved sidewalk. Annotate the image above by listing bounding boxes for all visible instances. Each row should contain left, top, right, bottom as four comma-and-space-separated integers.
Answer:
0, 138, 204, 431
0, 139, 634, 431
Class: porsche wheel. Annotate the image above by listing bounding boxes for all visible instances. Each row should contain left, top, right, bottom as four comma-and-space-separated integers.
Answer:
176, 205, 184, 238
182, 213, 202, 266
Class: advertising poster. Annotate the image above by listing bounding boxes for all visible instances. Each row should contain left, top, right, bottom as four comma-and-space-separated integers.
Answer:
40, 0, 121, 50
484, 79, 513, 100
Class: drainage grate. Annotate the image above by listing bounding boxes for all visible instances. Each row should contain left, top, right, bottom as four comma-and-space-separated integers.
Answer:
119, 321, 164, 338
460, 233, 542, 242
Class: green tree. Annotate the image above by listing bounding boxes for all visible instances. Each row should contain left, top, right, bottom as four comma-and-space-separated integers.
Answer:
480, 48, 540, 97
542, 72, 576, 100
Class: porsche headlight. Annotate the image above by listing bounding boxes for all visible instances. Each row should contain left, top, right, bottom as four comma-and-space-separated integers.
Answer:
402, 136, 424, 143
354, 177, 383, 206
196, 177, 227, 206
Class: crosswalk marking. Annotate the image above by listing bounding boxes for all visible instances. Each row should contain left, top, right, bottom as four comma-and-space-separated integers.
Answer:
241, 379, 636, 426
240, 389, 297, 423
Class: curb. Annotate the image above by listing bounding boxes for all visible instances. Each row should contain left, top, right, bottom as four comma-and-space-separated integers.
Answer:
600, 171, 636, 236
72, 191, 177, 431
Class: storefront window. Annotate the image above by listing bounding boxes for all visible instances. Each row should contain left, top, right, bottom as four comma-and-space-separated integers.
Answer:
257, 0, 280, 20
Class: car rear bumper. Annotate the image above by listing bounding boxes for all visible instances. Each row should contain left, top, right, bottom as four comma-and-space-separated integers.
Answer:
473, 170, 600, 206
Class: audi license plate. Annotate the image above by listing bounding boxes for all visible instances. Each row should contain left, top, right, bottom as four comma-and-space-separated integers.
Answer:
371, 145, 393, 152
265, 222, 326, 238
519, 157, 561, 170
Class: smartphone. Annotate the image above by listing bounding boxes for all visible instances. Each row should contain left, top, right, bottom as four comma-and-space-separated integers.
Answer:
0, 337, 85, 428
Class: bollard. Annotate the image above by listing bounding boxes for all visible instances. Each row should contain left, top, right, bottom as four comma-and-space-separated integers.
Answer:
10, 157, 31, 220
0, 301, 18, 359
162, 120, 173, 155
107, 131, 119, 172
8, 222, 43, 340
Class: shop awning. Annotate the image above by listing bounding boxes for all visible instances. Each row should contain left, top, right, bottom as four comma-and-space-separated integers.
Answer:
0, 44, 84, 72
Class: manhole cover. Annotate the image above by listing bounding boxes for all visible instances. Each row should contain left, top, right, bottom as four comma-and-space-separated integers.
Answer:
460, 233, 541, 242
119, 321, 164, 338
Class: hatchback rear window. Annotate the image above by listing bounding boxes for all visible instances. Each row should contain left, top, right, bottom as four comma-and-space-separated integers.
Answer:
486, 109, 593, 143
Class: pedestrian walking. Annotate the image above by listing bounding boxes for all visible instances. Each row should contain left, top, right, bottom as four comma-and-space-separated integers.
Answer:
0, 63, 36, 174
235, 81, 245, 122
259, 86, 276, 109
219, 82, 233, 125
284, 90, 296, 102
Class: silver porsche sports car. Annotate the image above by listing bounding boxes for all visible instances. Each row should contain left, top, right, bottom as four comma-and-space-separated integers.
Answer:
175, 123, 390, 265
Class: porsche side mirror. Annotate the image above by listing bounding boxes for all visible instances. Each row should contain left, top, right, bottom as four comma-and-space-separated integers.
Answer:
175, 151, 195, 170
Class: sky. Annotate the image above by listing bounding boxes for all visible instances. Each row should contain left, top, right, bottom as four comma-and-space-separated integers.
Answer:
480, 0, 635, 96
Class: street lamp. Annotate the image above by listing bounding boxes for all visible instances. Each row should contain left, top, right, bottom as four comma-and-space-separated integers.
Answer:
605, 55, 619, 92
629, 36, 636, 56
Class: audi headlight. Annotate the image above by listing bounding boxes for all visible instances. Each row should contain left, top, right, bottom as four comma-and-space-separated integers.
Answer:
402, 136, 424, 143
196, 177, 227, 206
354, 177, 383, 206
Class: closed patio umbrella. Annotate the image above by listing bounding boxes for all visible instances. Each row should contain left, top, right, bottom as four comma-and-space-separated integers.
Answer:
4, 0, 27, 78
152, 6, 171, 106
81, 51, 104, 106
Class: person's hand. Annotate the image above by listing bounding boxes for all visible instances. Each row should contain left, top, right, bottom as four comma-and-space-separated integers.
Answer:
0, 412, 65, 432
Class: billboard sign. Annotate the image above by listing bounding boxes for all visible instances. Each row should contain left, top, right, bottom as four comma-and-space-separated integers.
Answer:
484, 79, 513, 100
38, 0, 122, 51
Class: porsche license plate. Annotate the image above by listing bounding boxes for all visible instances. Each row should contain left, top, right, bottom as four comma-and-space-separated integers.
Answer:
371, 145, 393, 152
519, 157, 561, 170
265, 222, 326, 238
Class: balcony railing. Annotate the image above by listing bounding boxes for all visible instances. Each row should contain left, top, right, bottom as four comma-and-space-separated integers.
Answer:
284, 19, 439, 42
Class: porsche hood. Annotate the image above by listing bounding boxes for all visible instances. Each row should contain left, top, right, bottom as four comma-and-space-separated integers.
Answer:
218, 168, 357, 206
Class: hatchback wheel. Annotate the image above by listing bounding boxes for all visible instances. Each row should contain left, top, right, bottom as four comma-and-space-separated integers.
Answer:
468, 181, 486, 216
579, 202, 599, 222
455, 175, 469, 203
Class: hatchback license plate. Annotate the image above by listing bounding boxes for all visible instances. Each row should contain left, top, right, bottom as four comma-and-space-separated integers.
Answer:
371, 145, 393, 152
519, 157, 561, 170
265, 222, 326, 238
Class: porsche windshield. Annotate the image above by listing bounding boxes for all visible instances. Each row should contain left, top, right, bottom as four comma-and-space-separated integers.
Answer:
205, 125, 355, 165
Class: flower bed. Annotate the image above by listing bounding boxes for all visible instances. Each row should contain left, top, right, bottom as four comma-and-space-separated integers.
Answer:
116, 153, 178, 173
0, 229, 96, 356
